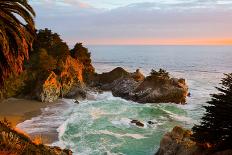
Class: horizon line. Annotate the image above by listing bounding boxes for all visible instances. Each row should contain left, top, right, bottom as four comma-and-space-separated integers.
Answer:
84, 44, 232, 46
73, 38, 232, 46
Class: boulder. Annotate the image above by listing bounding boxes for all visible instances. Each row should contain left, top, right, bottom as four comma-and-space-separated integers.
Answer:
148, 121, 155, 125
131, 120, 144, 127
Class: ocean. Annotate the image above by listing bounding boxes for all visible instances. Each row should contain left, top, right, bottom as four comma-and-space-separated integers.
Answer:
17, 45, 232, 155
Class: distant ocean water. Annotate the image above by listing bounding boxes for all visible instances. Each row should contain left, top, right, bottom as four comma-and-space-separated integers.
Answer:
18, 45, 232, 155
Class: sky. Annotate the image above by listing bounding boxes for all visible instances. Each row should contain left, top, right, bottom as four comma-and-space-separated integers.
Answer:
29, 0, 232, 46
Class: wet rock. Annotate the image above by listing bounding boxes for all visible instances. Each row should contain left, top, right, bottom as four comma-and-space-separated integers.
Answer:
147, 121, 155, 125
65, 86, 87, 100
131, 120, 144, 127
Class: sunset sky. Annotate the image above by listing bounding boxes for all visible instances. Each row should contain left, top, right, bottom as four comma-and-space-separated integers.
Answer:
30, 0, 232, 46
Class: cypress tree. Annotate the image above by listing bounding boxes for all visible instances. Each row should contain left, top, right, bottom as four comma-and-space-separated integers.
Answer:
192, 73, 232, 151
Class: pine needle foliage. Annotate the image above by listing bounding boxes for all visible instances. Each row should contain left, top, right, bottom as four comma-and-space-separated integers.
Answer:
192, 73, 232, 152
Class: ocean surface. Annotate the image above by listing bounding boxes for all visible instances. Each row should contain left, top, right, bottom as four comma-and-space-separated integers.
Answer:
18, 45, 232, 155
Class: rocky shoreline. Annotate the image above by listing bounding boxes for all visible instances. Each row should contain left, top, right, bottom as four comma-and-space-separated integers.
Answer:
34, 66, 188, 105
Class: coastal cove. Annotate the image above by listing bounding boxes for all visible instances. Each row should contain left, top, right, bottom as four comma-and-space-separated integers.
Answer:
1, 1, 232, 154
13, 45, 232, 155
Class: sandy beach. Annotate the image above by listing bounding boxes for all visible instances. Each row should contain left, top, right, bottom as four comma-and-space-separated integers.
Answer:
0, 98, 47, 127
0, 98, 62, 144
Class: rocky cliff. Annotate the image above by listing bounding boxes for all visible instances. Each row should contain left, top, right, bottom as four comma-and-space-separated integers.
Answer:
37, 55, 85, 102
156, 126, 232, 155
93, 68, 188, 104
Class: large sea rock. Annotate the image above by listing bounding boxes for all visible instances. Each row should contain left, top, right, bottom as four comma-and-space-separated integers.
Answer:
156, 126, 232, 155
94, 67, 188, 104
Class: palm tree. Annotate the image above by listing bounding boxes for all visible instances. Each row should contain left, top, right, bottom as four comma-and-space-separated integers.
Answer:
0, 0, 35, 85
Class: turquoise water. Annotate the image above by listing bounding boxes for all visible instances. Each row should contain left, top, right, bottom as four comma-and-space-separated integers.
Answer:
56, 93, 193, 155
18, 46, 232, 155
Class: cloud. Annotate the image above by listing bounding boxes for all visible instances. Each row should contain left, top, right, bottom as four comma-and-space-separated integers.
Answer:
29, 0, 232, 45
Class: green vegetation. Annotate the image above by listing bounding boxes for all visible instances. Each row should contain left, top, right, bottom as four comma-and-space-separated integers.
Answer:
0, 0, 35, 84
192, 73, 232, 152
0, 119, 71, 155
0, 28, 94, 99
70, 43, 91, 66
70, 43, 95, 82
150, 69, 170, 79
145, 69, 171, 85
28, 48, 57, 74
33, 29, 69, 61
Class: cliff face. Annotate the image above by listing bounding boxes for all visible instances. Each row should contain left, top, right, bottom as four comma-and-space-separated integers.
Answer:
40, 72, 61, 102
38, 56, 85, 102
94, 68, 188, 104
60, 56, 84, 96
156, 126, 232, 155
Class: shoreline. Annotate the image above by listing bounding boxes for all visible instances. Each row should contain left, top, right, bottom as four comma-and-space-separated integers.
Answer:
0, 98, 47, 127
0, 98, 59, 144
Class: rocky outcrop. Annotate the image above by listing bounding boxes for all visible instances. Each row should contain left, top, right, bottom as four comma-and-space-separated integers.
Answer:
37, 56, 86, 102
94, 68, 188, 104
93, 67, 131, 85
60, 55, 84, 97
155, 126, 200, 155
40, 72, 61, 102
155, 126, 232, 155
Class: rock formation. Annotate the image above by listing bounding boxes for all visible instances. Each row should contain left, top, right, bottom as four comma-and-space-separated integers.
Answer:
94, 68, 188, 104
37, 56, 86, 102
155, 126, 232, 155
40, 71, 61, 102
155, 126, 200, 155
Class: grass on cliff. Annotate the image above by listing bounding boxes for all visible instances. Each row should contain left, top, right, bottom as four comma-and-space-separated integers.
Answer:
0, 118, 67, 155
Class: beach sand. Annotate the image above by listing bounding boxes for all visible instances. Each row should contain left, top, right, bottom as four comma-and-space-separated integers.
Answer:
0, 98, 47, 127
0, 98, 59, 144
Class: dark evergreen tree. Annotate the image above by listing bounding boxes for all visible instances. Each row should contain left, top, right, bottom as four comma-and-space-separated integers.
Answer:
192, 73, 232, 151
33, 28, 69, 60
70, 43, 94, 73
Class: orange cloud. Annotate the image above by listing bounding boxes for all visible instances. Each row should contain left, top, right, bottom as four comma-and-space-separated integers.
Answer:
83, 38, 232, 45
